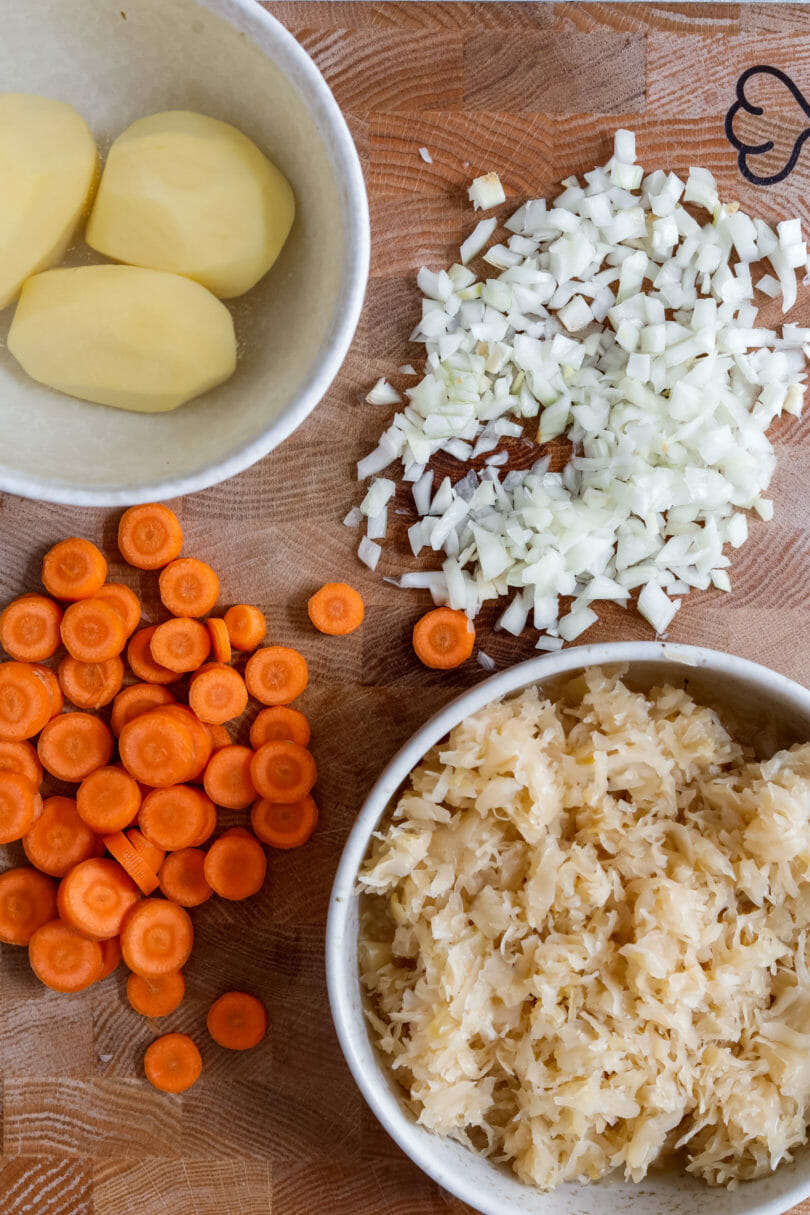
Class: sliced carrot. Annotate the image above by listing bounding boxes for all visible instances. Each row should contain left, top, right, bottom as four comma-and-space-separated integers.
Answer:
60, 598, 125, 663
58, 655, 125, 710
188, 664, 247, 725
58, 857, 141, 940
251, 795, 319, 850
149, 618, 211, 674
244, 646, 308, 706
29, 919, 104, 992
0, 739, 43, 786
139, 785, 214, 851
207, 991, 267, 1050
127, 971, 185, 1017
31, 664, 64, 718
203, 722, 231, 752
0, 594, 63, 661
0, 867, 58, 944
126, 828, 166, 875
93, 583, 141, 637
412, 607, 475, 670
111, 683, 176, 737
37, 712, 114, 782
203, 745, 256, 810
224, 604, 267, 653
159, 558, 219, 619
143, 1032, 201, 1093
0, 771, 42, 844
249, 706, 311, 750
103, 830, 160, 895
121, 898, 193, 977
41, 538, 107, 602
206, 617, 232, 664
250, 740, 317, 803
126, 627, 177, 686
307, 582, 365, 636
118, 503, 184, 571
76, 766, 141, 834
189, 797, 217, 848
99, 934, 122, 980
158, 848, 212, 907
0, 661, 52, 741
23, 796, 100, 877
118, 709, 197, 787
157, 705, 212, 779
203, 833, 267, 901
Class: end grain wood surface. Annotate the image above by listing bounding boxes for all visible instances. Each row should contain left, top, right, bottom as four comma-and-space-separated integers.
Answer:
2, 3, 810, 1213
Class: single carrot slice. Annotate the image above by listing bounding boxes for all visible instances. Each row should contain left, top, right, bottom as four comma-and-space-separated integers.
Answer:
103, 830, 160, 895
61, 598, 126, 663
93, 583, 142, 637
0, 868, 58, 944
118, 709, 197, 787
126, 828, 166, 875
99, 935, 122, 980
0, 594, 63, 661
203, 745, 256, 810
203, 833, 267, 901
23, 796, 100, 877
203, 722, 231, 752
42, 538, 108, 602
207, 991, 267, 1050
58, 857, 141, 940
250, 795, 319, 850
159, 559, 219, 619
37, 712, 114, 782
0, 739, 43, 786
158, 849, 212, 907
250, 741, 317, 803
127, 971, 186, 1017
307, 582, 365, 636
0, 661, 52, 741
58, 655, 125, 710
244, 646, 308, 706
29, 919, 104, 992
126, 627, 177, 686
249, 706, 311, 750
188, 664, 247, 725
111, 683, 176, 737
31, 664, 64, 719
118, 504, 184, 571
0, 771, 42, 844
149, 618, 211, 674
206, 618, 232, 664
77, 766, 142, 834
156, 705, 212, 780
189, 797, 217, 848
412, 607, 475, 670
223, 604, 267, 653
121, 899, 193, 977
143, 1032, 201, 1093
138, 785, 214, 851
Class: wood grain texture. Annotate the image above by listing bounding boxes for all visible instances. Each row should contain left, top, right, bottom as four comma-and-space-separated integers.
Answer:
2, 4, 810, 1214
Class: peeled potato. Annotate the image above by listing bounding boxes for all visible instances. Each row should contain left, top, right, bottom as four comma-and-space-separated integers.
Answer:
0, 93, 98, 309
86, 110, 295, 299
7, 265, 237, 413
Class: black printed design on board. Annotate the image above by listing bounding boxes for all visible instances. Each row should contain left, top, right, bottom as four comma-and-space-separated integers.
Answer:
725, 65, 810, 186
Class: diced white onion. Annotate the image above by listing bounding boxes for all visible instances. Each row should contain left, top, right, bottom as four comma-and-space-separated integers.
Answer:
468, 172, 506, 211
358, 536, 381, 571
366, 377, 402, 406
418, 146, 433, 165
461, 218, 498, 265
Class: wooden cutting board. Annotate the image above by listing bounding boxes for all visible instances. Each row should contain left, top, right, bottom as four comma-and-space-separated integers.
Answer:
2, 3, 810, 1212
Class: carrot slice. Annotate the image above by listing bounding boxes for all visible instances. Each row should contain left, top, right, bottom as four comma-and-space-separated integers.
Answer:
23, 796, 100, 877
249, 706, 311, 749
149, 617, 211, 674
251, 795, 319, 850
126, 828, 166, 875
412, 607, 475, 669
250, 740, 317, 803
76, 765, 141, 834
29, 919, 104, 992
93, 583, 142, 637
127, 971, 185, 1017
99, 934, 122, 980
0, 868, 57, 944
0, 771, 42, 844
189, 797, 217, 848
42, 538, 108, 602
60, 598, 125, 663
307, 582, 365, 636
0, 594, 63, 661
188, 664, 248, 725
159, 559, 219, 618
0, 661, 52, 741
203, 722, 231, 752
143, 1032, 201, 1093
118, 709, 197, 787
58, 655, 125, 710
37, 712, 114, 782
203, 745, 256, 810
31, 664, 64, 719
121, 898, 193, 977
103, 830, 160, 895
58, 857, 141, 940
156, 705, 212, 779
207, 991, 267, 1050
118, 503, 184, 570
203, 833, 267, 900
206, 618, 232, 664
111, 683, 176, 737
223, 604, 267, 653
139, 785, 214, 852
244, 646, 308, 706
158, 848, 212, 907
126, 627, 177, 686
0, 739, 43, 787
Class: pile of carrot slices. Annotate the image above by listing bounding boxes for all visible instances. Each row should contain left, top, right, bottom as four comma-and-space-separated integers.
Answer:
0, 502, 323, 1091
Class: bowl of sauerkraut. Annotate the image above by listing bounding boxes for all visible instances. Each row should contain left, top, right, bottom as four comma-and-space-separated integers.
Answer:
326, 640, 810, 1215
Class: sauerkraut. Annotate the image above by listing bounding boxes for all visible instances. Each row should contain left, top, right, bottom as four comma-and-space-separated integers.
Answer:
358, 668, 810, 1190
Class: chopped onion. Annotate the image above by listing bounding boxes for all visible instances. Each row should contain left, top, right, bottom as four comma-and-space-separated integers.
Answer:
358, 536, 381, 571
461, 218, 497, 265
477, 650, 497, 671
418, 146, 433, 165
366, 377, 402, 406
469, 172, 506, 211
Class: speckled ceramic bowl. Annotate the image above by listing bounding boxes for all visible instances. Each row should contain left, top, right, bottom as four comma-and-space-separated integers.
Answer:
0, 0, 369, 505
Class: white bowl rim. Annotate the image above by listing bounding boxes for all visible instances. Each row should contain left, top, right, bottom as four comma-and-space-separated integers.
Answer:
326, 639, 810, 1215
1, 0, 370, 507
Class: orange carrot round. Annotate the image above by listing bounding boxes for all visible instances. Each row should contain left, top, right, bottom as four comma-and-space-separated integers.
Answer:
223, 604, 267, 653
249, 706, 311, 750
102, 830, 160, 895
111, 683, 176, 737
202, 722, 231, 752
77, 766, 141, 833
251, 795, 319, 850
188, 664, 247, 725
99, 935, 123, 980
60, 598, 126, 663
207, 991, 267, 1050
189, 797, 217, 848
244, 646, 308, 706
412, 607, 475, 669
126, 626, 178, 686
138, 785, 214, 852
159, 558, 219, 619
203, 745, 256, 810
126, 828, 166, 875
118, 709, 197, 787
307, 582, 365, 635
29, 919, 104, 992
37, 712, 114, 782
31, 663, 64, 719
0, 770, 42, 844
58, 857, 141, 940
0, 739, 43, 787
203, 833, 267, 901
158, 848, 212, 907
42, 538, 107, 602
0, 867, 58, 944
250, 740, 317, 804
93, 583, 142, 637
0, 594, 63, 661
121, 898, 193, 977
58, 655, 125, 710
127, 971, 186, 1017
149, 617, 211, 674
143, 1032, 201, 1093
23, 796, 100, 877
118, 503, 184, 570
0, 661, 53, 741
206, 618, 232, 664
157, 705, 212, 781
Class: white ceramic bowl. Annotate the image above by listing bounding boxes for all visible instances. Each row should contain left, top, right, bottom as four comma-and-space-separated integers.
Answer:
327, 641, 810, 1215
0, 0, 369, 505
